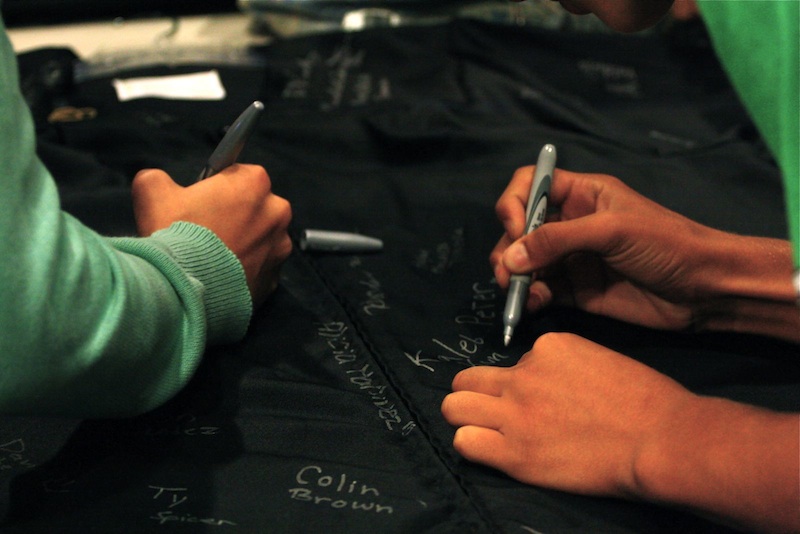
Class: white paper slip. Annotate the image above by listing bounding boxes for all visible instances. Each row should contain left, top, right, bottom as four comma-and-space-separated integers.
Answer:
112, 69, 227, 101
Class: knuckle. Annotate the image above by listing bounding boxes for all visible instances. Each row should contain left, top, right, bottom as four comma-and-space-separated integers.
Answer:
440, 394, 455, 417
131, 168, 158, 190
253, 164, 270, 183
451, 426, 471, 452
599, 173, 623, 187
269, 196, 293, 228
489, 253, 503, 274
494, 194, 508, 216
533, 331, 562, 352
450, 369, 470, 391
131, 169, 171, 201
240, 164, 271, 190
277, 196, 292, 219
277, 234, 294, 260
529, 226, 554, 257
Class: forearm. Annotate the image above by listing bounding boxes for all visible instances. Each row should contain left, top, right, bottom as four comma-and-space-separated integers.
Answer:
0, 216, 250, 418
0, 27, 251, 417
691, 233, 800, 342
633, 396, 800, 533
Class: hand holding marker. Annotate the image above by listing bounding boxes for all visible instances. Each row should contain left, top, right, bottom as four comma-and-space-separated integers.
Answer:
197, 100, 265, 181
200, 101, 383, 253
502, 144, 556, 346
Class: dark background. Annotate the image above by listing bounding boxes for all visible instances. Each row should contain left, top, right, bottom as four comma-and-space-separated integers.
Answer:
1, 0, 238, 26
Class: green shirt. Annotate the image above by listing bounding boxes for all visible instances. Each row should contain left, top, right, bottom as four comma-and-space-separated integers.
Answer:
0, 11, 252, 417
698, 0, 800, 269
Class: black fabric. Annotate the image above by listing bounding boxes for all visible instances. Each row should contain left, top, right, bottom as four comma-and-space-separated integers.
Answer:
1, 0, 237, 27
2, 20, 797, 533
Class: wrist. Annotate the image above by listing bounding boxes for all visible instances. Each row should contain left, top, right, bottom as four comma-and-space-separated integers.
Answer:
631, 394, 726, 502
689, 234, 799, 340
153, 222, 253, 343
115, 222, 252, 344
631, 396, 800, 532
693, 233, 794, 301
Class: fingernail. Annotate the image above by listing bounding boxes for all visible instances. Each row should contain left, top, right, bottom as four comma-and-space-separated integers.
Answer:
504, 242, 530, 270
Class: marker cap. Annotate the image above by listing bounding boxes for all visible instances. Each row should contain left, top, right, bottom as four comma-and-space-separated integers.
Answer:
299, 229, 383, 253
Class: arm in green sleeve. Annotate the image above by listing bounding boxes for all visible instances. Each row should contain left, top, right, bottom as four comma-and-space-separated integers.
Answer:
0, 17, 252, 418
697, 0, 800, 268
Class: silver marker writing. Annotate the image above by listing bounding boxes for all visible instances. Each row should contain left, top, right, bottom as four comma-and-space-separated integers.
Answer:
502, 143, 556, 346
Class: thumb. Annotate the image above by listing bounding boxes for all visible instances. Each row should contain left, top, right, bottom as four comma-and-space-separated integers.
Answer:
502, 214, 613, 273
131, 168, 182, 202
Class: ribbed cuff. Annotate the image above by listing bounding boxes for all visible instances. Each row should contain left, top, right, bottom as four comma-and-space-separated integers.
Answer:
111, 222, 252, 344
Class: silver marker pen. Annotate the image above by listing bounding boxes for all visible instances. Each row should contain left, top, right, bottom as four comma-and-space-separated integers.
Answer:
197, 100, 265, 181
502, 143, 556, 346
299, 229, 383, 253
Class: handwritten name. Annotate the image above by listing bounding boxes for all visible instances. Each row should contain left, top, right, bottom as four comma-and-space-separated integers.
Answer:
455, 281, 499, 327
358, 269, 390, 316
316, 322, 415, 435
150, 511, 237, 527
0, 438, 36, 472
281, 45, 392, 110
149, 485, 237, 527
288, 465, 393, 514
577, 59, 641, 98
414, 227, 465, 274
405, 333, 509, 373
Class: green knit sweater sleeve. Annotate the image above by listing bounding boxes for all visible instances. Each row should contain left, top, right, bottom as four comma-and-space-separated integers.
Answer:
697, 0, 800, 268
0, 16, 252, 418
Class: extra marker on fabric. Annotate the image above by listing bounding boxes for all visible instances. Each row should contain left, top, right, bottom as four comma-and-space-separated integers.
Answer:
299, 229, 383, 253
502, 143, 556, 346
